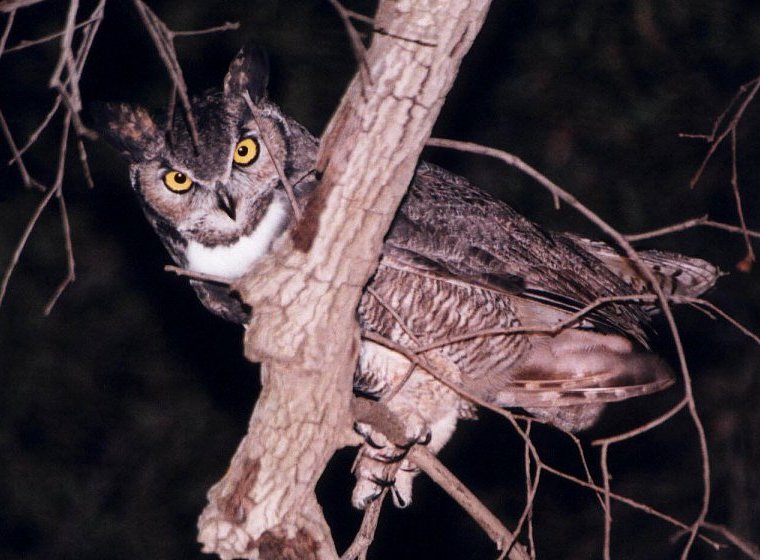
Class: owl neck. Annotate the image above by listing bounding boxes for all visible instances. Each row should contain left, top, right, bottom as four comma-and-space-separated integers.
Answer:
184, 194, 290, 280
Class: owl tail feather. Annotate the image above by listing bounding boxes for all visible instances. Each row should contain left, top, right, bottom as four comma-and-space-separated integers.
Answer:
491, 329, 675, 431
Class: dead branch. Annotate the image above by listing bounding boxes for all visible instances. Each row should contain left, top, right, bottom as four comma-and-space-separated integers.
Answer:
43, 111, 75, 315
0, 0, 44, 12
682, 75, 760, 189
326, 0, 371, 87
701, 522, 760, 560
0, 181, 58, 307
729, 129, 755, 271
132, 0, 239, 150
410, 445, 531, 560
680, 75, 760, 272
339, 489, 387, 560
625, 215, 760, 242
0, 107, 43, 190
0, 6, 13, 55
243, 92, 303, 221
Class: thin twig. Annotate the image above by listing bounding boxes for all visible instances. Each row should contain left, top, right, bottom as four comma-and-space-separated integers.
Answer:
163, 264, 232, 286
501, 421, 539, 560
625, 215, 760, 243
593, 399, 688, 446
729, 128, 755, 271
601, 443, 612, 560
0, 185, 58, 308
683, 75, 760, 189
42, 112, 75, 315
0, 6, 14, 58
172, 21, 239, 37
409, 446, 530, 560
243, 92, 303, 221
701, 522, 760, 560
44, 190, 75, 314
0, 107, 43, 190
3, 11, 100, 53
132, 0, 199, 148
326, 0, 372, 87
340, 490, 387, 560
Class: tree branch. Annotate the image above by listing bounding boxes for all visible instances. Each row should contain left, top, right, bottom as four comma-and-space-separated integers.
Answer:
196, 2, 493, 558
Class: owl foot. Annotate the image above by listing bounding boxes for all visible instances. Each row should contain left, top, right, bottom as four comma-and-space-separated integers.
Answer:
352, 420, 431, 463
351, 421, 431, 509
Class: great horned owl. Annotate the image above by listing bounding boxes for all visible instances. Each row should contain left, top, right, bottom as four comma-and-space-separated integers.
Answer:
94, 45, 719, 509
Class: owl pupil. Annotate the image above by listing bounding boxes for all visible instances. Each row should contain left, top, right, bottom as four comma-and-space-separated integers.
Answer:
175, 173, 186, 183
237, 146, 248, 156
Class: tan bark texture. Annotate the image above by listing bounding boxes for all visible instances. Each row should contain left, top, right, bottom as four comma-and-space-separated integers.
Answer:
197, 1, 493, 558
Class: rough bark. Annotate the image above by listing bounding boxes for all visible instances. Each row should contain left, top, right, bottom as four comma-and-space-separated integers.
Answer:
197, 1, 493, 558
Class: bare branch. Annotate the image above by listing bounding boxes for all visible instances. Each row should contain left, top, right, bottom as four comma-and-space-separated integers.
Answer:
243, 92, 303, 221
593, 399, 688, 447
132, 0, 199, 148
682, 75, 760, 189
43, 112, 76, 315
3, 11, 100, 53
163, 264, 232, 286
0, 0, 44, 12
729, 128, 755, 271
0, 107, 43, 190
326, 0, 372, 87
625, 215, 760, 242
410, 446, 530, 560
0, 184, 58, 308
0, 6, 14, 57
172, 21, 239, 37
701, 522, 760, 560
339, 490, 387, 560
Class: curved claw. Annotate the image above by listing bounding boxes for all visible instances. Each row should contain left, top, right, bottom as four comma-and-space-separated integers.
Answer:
368, 473, 396, 488
373, 447, 409, 464
416, 428, 433, 447
398, 426, 432, 450
354, 421, 389, 450
391, 486, 410, 508
353, 421, 371, 439
364, 433, 387, 450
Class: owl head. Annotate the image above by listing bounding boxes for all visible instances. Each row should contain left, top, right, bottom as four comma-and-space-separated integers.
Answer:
94, 45, 318, 277
93, 45, 319, 321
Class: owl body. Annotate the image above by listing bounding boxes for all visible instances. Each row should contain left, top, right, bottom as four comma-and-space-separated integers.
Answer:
95, 45, 720, 508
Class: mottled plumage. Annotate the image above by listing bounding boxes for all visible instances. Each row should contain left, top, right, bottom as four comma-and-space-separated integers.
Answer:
94, 45, 720, 509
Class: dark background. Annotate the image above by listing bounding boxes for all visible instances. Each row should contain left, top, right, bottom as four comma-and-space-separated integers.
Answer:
1, 1, 759, 559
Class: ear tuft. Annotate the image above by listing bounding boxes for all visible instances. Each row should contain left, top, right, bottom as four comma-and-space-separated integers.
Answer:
224, 43, 270, 103
90, 102, 163, 162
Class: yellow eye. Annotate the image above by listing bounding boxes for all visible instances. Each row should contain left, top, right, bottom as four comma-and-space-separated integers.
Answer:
163, 170, 193, 193
233, 137, 259, 166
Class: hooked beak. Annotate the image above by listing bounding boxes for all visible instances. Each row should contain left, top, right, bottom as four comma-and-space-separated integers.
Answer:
216, 184, 237, 221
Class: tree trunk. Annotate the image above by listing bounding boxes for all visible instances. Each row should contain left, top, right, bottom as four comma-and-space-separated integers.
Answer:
197, 1, 492, 558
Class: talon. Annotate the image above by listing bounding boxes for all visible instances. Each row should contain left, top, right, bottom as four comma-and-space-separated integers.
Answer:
353, 485, 383, 509
417, 429, 432, 446
364, 433, 386, 449
391, 486, 409, 508
369, 474, 396, 488
353, 421, 371, 438
365, 486, 383, 504
373, 447, 409, 464
398, 427, 432, 450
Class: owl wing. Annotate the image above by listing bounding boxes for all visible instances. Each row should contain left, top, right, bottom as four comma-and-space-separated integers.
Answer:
385, 162, 651, 343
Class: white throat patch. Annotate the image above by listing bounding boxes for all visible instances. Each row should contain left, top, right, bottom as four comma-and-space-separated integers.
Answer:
185, 197, 288, 279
